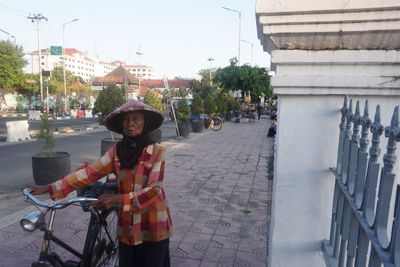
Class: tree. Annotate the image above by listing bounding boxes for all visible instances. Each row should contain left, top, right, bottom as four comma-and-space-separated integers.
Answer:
92, 84, 125, 124
19, 73, 39, 95
203, 94, 217, 115
0, 40, 27, 91
143, 89, 163, 111
48, 66, 89, 95
213, 64, 272, 102
189, 69, 217, 98
191, 94, 204, 120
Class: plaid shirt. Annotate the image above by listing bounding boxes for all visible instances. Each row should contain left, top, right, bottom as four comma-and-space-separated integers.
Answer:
48, 143, 173, 246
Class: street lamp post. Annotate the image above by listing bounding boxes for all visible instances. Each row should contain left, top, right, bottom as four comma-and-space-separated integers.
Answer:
222, 6, 241, 66
0, 28, 16, 44
241, 39, 253, 65
63, 18, 79, 113
207, 57, 214, 83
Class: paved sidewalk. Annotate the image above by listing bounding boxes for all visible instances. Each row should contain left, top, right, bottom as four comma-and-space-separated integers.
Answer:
0, 120, 273, 266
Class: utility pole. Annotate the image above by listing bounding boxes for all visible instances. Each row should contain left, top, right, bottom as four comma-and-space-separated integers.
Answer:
207, 57, 214, 84
28, 13, 47, 108
241, 40, 253, 65
136, 47, 143, 98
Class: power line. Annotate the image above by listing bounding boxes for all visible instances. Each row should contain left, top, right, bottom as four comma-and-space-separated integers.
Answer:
0, 4, 28, 17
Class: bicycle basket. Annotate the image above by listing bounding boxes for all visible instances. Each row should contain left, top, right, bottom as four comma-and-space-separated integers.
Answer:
77, 182, 117, 212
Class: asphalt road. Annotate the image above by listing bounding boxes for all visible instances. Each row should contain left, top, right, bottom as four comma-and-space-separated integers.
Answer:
0, 119, 179, 192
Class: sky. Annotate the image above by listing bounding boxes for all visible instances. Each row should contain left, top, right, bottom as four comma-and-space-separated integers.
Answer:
0, 0, 271, 79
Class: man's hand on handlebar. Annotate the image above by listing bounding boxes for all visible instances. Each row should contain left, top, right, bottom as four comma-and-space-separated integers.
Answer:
27, 185, 49, 195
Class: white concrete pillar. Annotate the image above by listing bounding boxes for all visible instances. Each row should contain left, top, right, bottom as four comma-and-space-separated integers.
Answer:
256, 1, 400, 266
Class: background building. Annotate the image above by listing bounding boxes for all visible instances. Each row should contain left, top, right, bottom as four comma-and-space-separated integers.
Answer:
30, 47, 155, 83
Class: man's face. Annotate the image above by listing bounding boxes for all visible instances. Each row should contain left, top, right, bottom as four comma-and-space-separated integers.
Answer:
122, 111, 145, 137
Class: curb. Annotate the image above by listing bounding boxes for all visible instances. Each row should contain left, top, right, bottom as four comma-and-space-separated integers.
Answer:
0, 124, 103, 143
0, 113, 27, 118
29, 124, 103, 138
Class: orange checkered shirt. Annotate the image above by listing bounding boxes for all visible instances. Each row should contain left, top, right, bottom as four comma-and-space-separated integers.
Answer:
48, 143, 173, 246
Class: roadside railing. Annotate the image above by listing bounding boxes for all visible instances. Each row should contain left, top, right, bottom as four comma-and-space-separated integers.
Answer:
322, 96, 400, 267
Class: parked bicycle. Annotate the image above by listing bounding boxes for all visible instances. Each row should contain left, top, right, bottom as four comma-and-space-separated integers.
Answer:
203, 114, 223, 131
20, 182, 119, 267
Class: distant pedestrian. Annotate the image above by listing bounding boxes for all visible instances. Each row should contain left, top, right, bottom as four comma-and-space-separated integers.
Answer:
256, 104, 263, 120
270, 110, 277, 121
27, 100, 173, 267
267, 119, 277, 138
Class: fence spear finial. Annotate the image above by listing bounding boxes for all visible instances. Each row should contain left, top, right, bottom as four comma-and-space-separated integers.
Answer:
364, 100, 369, 117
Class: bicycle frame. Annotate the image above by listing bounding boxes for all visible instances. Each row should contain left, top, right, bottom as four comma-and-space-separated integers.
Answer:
36, 209, 85, 266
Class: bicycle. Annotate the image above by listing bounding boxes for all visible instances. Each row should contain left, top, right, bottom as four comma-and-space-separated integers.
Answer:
203, 114, 223, 131
20, 182, 119, 267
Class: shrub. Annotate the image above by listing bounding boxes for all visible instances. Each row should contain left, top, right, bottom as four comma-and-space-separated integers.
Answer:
176, 100, 190, 123
92, 84, 125, 124
191, 94, 204, 119
37, 113, 54, 153
143, 90, 163, 111
203, 94, 217, 115
227, 95, 240, 111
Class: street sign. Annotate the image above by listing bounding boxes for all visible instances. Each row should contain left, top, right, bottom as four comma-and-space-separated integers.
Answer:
50, 46, 62, 55
42, 70, 51, 77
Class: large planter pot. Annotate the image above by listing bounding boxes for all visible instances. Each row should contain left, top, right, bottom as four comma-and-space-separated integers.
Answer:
32, 152, 71, 185
101, 137, 122, 156
177, 122, 190, 138
225, 112, 233, 122
149, 129, 162, 143
191, 120, 203, 133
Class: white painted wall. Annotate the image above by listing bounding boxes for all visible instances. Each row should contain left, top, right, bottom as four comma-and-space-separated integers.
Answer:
270, 94, 400, 267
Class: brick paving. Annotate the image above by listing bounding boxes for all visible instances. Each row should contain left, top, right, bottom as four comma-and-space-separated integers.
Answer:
0, 119, 273, 266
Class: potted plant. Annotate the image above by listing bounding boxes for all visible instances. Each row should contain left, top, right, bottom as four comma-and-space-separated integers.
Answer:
92, 84, 126, 155
203, 94, 218, 128
176, 100, 191, 138
143, 89, 163, 143
31, 113, 71, 185
190, 94, 204, 133
226, 95, 239, 122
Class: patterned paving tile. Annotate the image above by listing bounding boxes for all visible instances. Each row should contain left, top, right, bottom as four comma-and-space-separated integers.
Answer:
171, 257, 201, 267
181, 232, 212, 245
235, 250, 267, 266
202, 247, 236, 265
209, 234, 240, 250
173, 242, 207, 260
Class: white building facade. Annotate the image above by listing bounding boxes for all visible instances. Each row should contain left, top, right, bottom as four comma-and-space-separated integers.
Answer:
126, 64, 154, 79
30, 48, 155, 82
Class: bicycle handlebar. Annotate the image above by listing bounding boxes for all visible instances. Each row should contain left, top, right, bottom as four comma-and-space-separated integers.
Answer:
22, 188, 98, 210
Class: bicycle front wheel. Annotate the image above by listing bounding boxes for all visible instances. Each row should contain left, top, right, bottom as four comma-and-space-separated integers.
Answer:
87, 209, 119, 267
210, 117, 223, 131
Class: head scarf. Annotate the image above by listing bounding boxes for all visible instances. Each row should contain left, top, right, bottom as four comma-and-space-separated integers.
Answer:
116, 111, 154, 169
